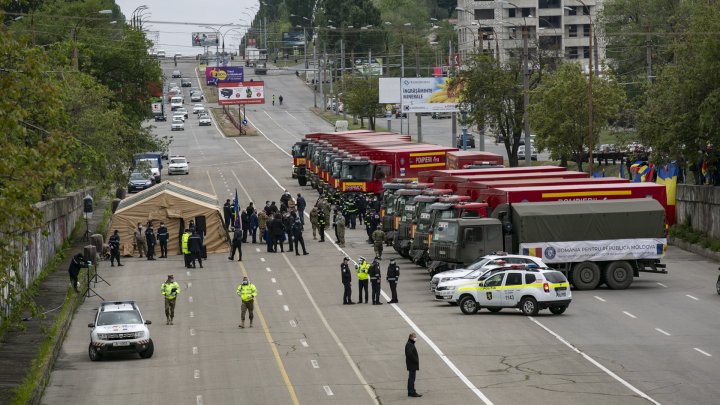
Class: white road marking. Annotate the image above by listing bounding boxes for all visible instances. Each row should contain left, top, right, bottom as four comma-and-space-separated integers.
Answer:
188, 282, 192, 288
283, 305, 289, 311
188, 296, 194, 303
262, 110, 301, 140
187, 271, 191, 276
655, 328, 671, 336
657, 282, 668, 288
193, 346, 198, 355
243, 121, 293, 158
260, 258, 266, 262
311, 359, 319, 368
686, 294, 699, 301
194, 370, 200, 379
230, 169, 254, 201
190, 328, 196, 336
189, 312, 194, 318
266, 267, 272, 272
594, 296, 606, 302
323, 386, 334, 396
271, 278, 276, 283
196, 395, 203, 405
300, 339, 308, 347
277, 289, 283, 295
694, 348, 712, 357
256, 248, 261, 252
289, 319, 297, 327
528, 317, 661, 404
623, 311, 637, 319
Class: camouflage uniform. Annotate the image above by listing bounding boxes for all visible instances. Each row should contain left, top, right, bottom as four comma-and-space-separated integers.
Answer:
372, 228, 386, 259
310, 207, 319, 239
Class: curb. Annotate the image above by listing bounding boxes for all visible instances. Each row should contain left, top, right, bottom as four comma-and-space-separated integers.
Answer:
669, 236, 720, 263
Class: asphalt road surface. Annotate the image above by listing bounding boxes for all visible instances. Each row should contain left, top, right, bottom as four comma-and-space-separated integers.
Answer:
41, 60, 720, 405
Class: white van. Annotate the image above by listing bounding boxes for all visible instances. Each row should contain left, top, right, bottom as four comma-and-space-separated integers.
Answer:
170, 96, 183, 110
157, 50, 166, 58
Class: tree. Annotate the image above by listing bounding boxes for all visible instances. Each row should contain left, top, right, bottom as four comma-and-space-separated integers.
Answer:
529, 63, 625, 171
341, 76, 382, 129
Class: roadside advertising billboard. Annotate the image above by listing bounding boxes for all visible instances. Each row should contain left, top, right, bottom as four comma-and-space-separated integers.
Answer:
379, 78, 401, 103
218, 81, 265, 105
400, 77, 459, 113
204, 66, 244, 85
151, 102, 162, 114
282, 31, 305, 48
192, 32, 218, 47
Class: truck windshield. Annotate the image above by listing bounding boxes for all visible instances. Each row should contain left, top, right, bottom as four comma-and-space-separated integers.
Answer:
432, 222, 458, 242
138, 158, 159, 168
292, 143, 307, 157
341, 163, 373, 181
384, 195, 397, 215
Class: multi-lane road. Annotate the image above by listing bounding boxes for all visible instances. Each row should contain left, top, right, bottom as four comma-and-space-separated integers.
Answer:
41, 59, 720, 405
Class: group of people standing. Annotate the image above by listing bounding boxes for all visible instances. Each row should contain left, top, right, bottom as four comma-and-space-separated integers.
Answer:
342, 256, 400, 305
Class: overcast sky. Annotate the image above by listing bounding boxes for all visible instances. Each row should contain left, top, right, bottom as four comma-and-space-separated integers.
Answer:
116, 0, 259, 55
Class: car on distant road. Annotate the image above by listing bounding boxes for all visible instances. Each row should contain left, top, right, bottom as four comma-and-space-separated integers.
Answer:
181, 78, 192, 87
456, 134, 476, 149
171, 117, 185, 131
171, 70, 182, 78
192, 104, 206, 114
127, 172, 154, 192
199, 114, 212, 126
432, 112, 452, 119
190, 92, 203, 102
518, 144, 538, 161
154, 114, 166, 122
172, 113, 185, 122
176, 107, 189, 119
88, 300, 153, 361
168, 156, 189, 175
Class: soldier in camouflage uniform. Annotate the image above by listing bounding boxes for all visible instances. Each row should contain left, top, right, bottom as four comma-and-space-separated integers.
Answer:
372, 228, 386, 260
310, 206, 319, 240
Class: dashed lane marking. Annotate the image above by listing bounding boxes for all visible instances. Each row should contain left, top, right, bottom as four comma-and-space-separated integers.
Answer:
196, 395, 203, 405
290, 319, 297, 328
311, 360, 319, 368
300, 339, 308, 347
694, 348, 712, 357
188, 282, 192, 288
187, 271, 191, 276
266, 267, 272, 272
189, 312, 194, 318
277, 289, 283, 296
188, 296, 193, 303
193, 346, 198, 355
323, 386, 334, 396
194, 370, 200, 379
271, 278, 276, 283
623, 311, 637, 319
686, 294, 699, 301
260, 258, 266, 262
655, 328, 671, 336
594, 296, 606, 302
657, 282, 668, 288
283, 305, 289, 311
256, 248, 261, 252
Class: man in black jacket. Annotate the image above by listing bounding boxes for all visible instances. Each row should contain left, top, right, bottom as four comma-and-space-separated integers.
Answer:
68, 253, 89, 292
405, 333, 422, 397
284, 213, 295, 252
386, 259, 399, 303
341, 257, 354, 304
228, 227, 242, 261
145, 223, 157, 260
369, 257, 382, 305
223, 199, 232, 230
188, 230, 203, 268
108, 230, 123, 267
291, 212, 308, 256
157, 222, 169, 258
269, 213, 285, 252
296, 193, 306, 224
241, 210, 250, 243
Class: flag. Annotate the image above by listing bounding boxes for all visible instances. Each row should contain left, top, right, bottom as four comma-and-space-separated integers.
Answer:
656, 162, 678, 224
619, 157, 626, 179
522, 247, 543, 258
234, 189, 241, 229
630, 160, 649, 182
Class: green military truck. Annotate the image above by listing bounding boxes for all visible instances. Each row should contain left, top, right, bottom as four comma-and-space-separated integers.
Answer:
427, 199, 667, 289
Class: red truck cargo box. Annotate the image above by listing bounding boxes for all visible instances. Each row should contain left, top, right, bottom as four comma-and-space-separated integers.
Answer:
457, 177, 629, 199
418, 165, 566, 184
446, 151, 504, 169
434, 170, 588, 192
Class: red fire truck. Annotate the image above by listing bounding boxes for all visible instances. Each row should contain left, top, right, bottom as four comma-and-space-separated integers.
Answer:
418, 165, 568, 184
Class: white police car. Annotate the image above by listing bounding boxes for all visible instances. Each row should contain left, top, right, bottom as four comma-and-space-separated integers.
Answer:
88, 301, 153, 361
430, 253, 547, 292
451, 267, 571, 316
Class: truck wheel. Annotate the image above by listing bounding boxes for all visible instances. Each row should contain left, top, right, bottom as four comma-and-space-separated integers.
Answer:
298, 176, 307, 186
139, 341, 154, 359
604, 261, 633, 290
459, 296, 479, 314
520, 297, 539, 316
88, 344, 102, 361
549, 305, 567, 315
572, 262, 601, 290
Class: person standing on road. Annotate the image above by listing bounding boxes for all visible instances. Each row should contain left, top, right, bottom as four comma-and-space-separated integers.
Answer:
249, 208, 258, 243
341, 257, 354, 304
284, 212, 295, 252
157, 222, 169, 258
134, 222, 146, 258
344, 197, 358, 229
291, 212, 309, 256
188, 229, 203, 268
228, 227, 243, 261
223, 199, 232, 230
145, 222, 157, 260
387, 259, 399, 303
317, 209, 327, 242
161, 274, 181, 325
279, 95, 283, 105
68, 253, 88, 293
405, 333, 422, 397
272, 94, 276, 106
241, 209, 250, 243
296, 193, 306, 224
258, 209, 268, 243
334, 209, 346, 247
237, 276, 257, 328
109, 230, 123, 267
372, 228, 386, 259
310, 206, 319, 239
369, 257, 383, 305
269, 213, 285, 253
355, 257, 370, 304
182, 229, 191, 268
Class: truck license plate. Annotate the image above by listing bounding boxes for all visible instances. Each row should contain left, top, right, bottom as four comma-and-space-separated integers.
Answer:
113, 341, 131, 347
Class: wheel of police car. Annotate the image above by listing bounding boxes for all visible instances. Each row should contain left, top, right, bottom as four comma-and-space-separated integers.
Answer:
604, 261, 633, 290
88, 344, 102, 361
716, 276, 720, 295
571, 261, 601, 290
487, 307, 502, 313
520, 297, 539, 316
459, 296, 479, 314
139, 341, 154, 359
549, 305, 567, 315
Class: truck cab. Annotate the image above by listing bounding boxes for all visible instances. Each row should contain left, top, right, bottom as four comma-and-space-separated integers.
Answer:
339, 158, 390, 194
291, 141, 309, 185
393, 189, 452, 258
427, 218, 503, 275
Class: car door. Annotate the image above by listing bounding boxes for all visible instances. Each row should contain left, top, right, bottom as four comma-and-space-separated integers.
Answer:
478, 272, 506, 307
501, 272, 524, 306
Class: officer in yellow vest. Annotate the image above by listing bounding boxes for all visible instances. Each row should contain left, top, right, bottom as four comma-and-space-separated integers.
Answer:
161, 274, 181, 325
236, 276, 257, 328
181, 229, 191, 268
355, 257, 370, 304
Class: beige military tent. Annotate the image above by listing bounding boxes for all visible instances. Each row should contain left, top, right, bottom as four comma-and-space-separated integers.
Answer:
110, 181, 229, 256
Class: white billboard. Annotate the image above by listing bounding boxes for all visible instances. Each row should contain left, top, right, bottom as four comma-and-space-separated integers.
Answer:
400, 77, 459, 113
217, 81, 265, 105
379, 77, 401, 103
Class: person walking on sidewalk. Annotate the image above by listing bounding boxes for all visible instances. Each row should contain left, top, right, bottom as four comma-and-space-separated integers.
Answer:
237, 276, 257, 328
341, 257, 354, 305
161, 274, 181, 325
228, 227, 243, 261
405, 333, 422, 397
108, 230, 123, 267
369, 257, 383, 305
134, 222, 146, 258
387, 258, 400, 303
145, 222, 156, 260
157, 222, 169, 258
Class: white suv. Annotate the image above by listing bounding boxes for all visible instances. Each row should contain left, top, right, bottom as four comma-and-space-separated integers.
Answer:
430, 254, 547, 292
88, 301, 153, 361
435, 264, 542, 302
168, 156, 189, 175
452, 268, 571, 316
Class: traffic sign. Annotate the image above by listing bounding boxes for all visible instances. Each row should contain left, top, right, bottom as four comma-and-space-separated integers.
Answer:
242, 119, 248, 125
385, 104, 392, 112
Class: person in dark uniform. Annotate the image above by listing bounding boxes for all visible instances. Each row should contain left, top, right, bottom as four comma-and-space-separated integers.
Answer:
223, 199, 232, 230
296, 193, 306, 224
269, 213, 285, 253
369, 257, 383, 305
405, 333, 422, 397
188, 219, 196, 234
68, 253, 89, 292
387, 258, 399, 303
284, 212, 295, 252
145, 222, 156, 260
341, 257, 354, 304
317, 210, 327, 242
241, 209, 250, 243
188, 230, 203, 268
228, 226, 242, 261
108, 230, 123, 267
157, 222, 169, 258
291, 212, 308, 255
356, 194, 366, 226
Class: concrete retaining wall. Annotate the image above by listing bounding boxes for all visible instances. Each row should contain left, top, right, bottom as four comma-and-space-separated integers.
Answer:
2, 188, 95, 317
676, 185, 720, 239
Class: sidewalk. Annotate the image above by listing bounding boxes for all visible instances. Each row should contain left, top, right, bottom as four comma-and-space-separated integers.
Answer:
0, 198, 109, 405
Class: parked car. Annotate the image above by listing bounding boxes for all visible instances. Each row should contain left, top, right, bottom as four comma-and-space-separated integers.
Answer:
432, 112, 452, 119
154, 114, 167, 122
88, 300, 153, 361
456, 133, 476, 149
518, 144, 538, 160
127, 172, 154, 192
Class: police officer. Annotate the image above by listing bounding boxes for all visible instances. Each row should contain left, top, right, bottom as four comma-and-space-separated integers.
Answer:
223, 199, 232, 230
188, 229, 203, 268
310, 206, 319, 240
372, 228, 386, 259
181, 229, 191, 268
157, 222, 169, 258
228, 226, 242, 261
291, 212, 309, 255
355, 257, 370, 304
161, 274, 181, 325
387, 258, 400, 303
108, 230, 123, 267
369, 257, 383, 305
145, 222, 156, 260
317, 209, 327, 242
334, 209, 346, 247
344, 197, 358, 229
237, 276, 257, 328
341, 257, 354, 304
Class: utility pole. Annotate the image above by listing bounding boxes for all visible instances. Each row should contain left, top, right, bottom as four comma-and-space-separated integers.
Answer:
400, 42, 405, 134
449, 39, 455, 148
313, 36, 318, 108
645, 25, 652, 82
304, 27, 308, 69
321, 43, 326, 113
522, 27, 531, 167
587, 22, 595, 173
341, 39, 347, 120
